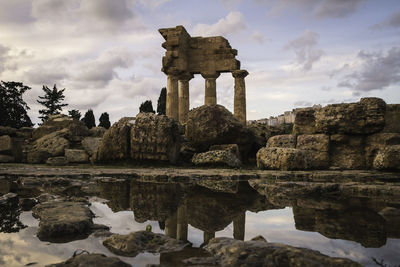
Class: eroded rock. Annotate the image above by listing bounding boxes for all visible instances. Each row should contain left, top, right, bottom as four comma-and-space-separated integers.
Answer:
257, 147, 307, 170
266, 134, 296, 148
297, 134, 329, 169
373, 145, 400, 170
65, 149, 89, 163
192, 150, 241, 168
329, 134, 365, 169
46, 253, 131, 267
27, 130, 70, 163
204, 237, 359, 267
103, 231, 188, 257
97, 117, 135, 162
130, 112, 181, 163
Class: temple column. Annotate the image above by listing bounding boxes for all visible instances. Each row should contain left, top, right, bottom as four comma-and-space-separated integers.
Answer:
176, 204, 188, 241
165, 212, 177, 238
166, 74, 179, 120
201, 72, 220, 105
232, 70, 249, 125
233, 212, 246, 240
203, 231, 215, 244
178, 73, 193, 124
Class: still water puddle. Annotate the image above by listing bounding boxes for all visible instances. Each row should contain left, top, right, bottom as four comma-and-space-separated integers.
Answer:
1, 178, 400, 266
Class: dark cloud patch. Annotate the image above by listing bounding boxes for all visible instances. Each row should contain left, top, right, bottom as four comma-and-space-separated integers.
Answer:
0, 0, 35, 25
371, 10, 400, 30
285, 30, 325, 71
24, 66, 70, 86
80, 0, 135, 24
337, 47, 400, 94
262, 0, 365, 19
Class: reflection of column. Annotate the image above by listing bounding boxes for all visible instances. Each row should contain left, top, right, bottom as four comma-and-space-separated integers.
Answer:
165, 213, 177, 238
166, 75, 179, 120
177, 204, 188, 241
201, 72, 220, 105
232, 70, 249, 125
203, 231, 215, 244
178, 73, 193, 124
233, 212, 246, 240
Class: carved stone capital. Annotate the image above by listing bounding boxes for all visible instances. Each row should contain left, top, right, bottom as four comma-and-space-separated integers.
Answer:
232, 70, 249, 79
201, 72, 220, 79
178, 73, 194, 81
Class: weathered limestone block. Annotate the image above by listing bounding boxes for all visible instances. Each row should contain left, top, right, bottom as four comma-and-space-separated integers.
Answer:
15, 127, 33, 139
247, 123, 287, 154
329, 134, 365, 169
65, 149, 89, 163
383, 104, 400, 133
204, 237, 359, 267
0, 155, 14, 163
130, 113, 181, 163
0, 135, 12, 153
185, 105, 253, 157
365, 133, 400, 168
293, 107, 317, 134
209, 144, 240, 159
46, 156, 68, 166
373, 145, 400, 170
192, 150, 241, 168
297, 134, 329, 169
82, 137, 101, 156
32, 126, 58, 140
27, 130, 70, 163
266, 134, 296, 148
315, 97, 386, 134
256, 147, 307, 170
97, 117, 135, 162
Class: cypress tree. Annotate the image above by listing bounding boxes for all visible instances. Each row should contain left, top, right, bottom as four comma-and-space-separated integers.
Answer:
99, 112, 111, 129
157, 87, 166, 115
81, 109, 96, 129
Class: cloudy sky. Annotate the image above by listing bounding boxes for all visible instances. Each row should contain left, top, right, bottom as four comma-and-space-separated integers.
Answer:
0, 0, 399, 125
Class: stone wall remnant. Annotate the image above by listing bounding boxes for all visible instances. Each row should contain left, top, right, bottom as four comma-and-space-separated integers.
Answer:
159, 25, 248, 124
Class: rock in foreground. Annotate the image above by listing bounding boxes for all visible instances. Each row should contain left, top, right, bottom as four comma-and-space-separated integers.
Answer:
103, 230, 188, 257
204, 237, 360, 267
32, 200, 94, 242
192, 150, 241, 168
46, 253, 131, 267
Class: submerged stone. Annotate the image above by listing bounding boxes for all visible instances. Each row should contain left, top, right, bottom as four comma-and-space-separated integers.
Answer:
46, 253, 131, 267
103, 230, 188, 257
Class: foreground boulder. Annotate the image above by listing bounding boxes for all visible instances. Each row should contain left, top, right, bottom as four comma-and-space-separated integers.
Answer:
186, 105, 253, 157
46, 253, 131, 267
257, 147, 307, 170
266, 134, 296, 148
32, 200, 94, 242
293, 107, 319, 135
297, 134, 329, 169
103, 231, 188, 257
192, 150, 241, 168
97, 117, 135, 162
65, 149, 89, 163
383, 104, 400, 133
130, 112, 181, 163
204, 237, 360, 267
329, 134, 365, 169
314, 97, 386, 134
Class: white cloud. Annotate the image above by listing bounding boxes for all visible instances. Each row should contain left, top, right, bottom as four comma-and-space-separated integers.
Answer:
285, 30, 325, 71
193, 11, 246, 36
250, 31, 265, 44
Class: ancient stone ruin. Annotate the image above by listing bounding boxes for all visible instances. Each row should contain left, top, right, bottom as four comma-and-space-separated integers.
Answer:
159, 25, 249, 124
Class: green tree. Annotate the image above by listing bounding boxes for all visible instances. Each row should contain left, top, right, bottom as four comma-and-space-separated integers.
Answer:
81, 109, 96, 129
139, 100, 155, 113
99, 112, 111, 129
0, 81, 33, 128
68, 109, 81, 120
37, 84, 68, 122
156, 87, 166, 115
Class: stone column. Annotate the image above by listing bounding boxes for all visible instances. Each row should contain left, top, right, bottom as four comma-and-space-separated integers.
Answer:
233, 212, 246, 240
232, 70, 249, 124
203, 231, 215, 245
165, 212, 177, 239
201, 72, 220, 106
176, 204, 188, 241
178, 73, 193, 124
166, 75, 179, 120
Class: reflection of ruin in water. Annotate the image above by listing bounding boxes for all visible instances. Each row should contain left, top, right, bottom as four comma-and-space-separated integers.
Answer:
96, 178, 400, 249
